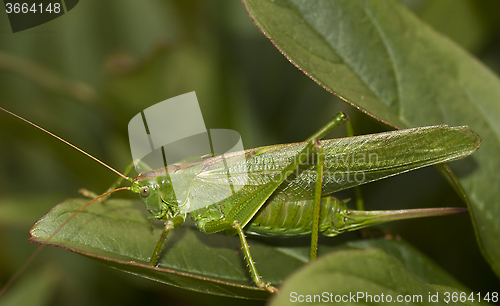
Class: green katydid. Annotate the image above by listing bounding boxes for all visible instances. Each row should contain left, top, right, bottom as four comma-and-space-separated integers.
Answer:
0, 107, 481, 294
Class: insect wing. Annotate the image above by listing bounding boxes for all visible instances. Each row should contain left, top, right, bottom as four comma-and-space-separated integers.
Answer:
321, 125, 480, 193
187, 125, 481, 208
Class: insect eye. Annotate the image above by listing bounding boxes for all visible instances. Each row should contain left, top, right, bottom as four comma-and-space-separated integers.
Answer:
140, 186, 150, 198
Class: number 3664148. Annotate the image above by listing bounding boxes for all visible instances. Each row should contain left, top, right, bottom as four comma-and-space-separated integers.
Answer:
5, 2, 61, 14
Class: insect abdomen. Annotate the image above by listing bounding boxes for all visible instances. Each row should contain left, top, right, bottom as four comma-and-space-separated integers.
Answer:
245, 196, 347, 237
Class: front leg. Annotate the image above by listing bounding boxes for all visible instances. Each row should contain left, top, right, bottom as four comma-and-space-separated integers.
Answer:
149, 215, 185, 266
79, 161, 136, 201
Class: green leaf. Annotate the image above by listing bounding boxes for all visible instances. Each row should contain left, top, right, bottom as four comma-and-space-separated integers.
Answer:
30, 199, 478, 300
270, 248, 481, 306
29, 199, 313, 300
242, 0, 500, 278
409, 0, 500, 53
345, 239, 466, 290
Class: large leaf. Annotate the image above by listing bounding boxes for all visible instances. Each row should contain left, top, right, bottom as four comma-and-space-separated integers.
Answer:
30, 199, 476, 300
29, 199, 316, 299
242, 0, 500, 278
344, 239, 467, 291
270, 248, 483, 306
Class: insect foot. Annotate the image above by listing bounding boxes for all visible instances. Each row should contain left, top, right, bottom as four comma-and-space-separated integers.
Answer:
254, 277, 278, 294
265, 283, 278, 294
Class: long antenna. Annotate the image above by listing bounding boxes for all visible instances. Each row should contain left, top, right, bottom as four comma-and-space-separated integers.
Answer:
0, 106, 131, 181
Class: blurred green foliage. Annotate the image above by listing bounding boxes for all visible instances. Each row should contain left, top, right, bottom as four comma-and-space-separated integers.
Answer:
0, 1, 499, 305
